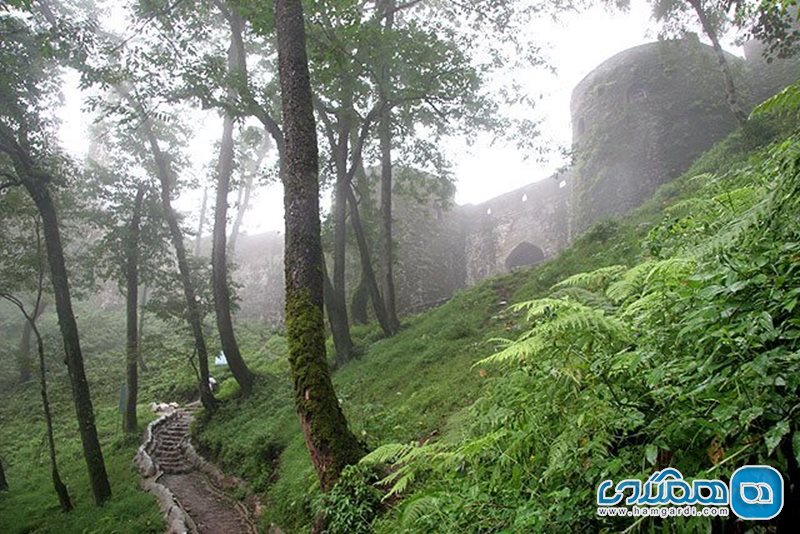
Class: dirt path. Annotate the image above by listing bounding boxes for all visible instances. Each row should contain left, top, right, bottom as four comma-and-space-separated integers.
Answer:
141, 407, 258, 534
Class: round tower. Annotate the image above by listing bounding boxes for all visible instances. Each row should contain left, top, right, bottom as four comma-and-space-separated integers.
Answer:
569, 38, 746, 235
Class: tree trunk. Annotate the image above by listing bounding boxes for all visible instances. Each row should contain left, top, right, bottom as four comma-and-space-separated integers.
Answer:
345, 186, 394, 336
378, 0, 401, 333
156, 164, 216, 411
123, 186, 145, 433
194, 187, 208, 256
688, 0, 748, 126
29, 305, 73, 511
328, 184, 356, 363
14, 174, 111, 504
132, 101, 216, 411
0, 457, 6, 491
350, 271, 369, 325
17, 299, 46, 383
275, 0, 364, 491
211, 10, 256, 396
329, 147, 356, 362
323, 264, 357, 368
229, 136, 270, 255
137, 285, 148, 372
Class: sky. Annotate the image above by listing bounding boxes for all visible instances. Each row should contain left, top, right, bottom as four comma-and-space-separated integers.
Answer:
57, 0, 743, 235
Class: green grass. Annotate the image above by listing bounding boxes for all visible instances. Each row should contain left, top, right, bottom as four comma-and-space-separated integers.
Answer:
0, 309, 200, 533
2, 113, 795, 533
0, 401, 161, 533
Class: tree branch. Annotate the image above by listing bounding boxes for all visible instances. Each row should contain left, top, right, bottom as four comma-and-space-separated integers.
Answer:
378, 0, 427, 21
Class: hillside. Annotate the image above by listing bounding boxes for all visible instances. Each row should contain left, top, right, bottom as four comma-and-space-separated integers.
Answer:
193, 112, 800, 532
1, 111, 798, 532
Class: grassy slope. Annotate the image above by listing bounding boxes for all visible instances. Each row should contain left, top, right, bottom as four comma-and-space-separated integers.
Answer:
0, 116, 790, 533
0, 306, 199, 532
196, 117, 797, 532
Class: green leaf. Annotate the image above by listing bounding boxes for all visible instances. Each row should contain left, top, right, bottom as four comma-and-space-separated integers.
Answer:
645, 444, 658, 466
765, 420, 790, 456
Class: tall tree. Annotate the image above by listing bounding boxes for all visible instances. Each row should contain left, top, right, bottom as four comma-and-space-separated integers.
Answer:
0, 13, 112, 504
0, 137, 112, 504
229, 130, 271, 255
140, 110, 217, 411
210, 7, 256, 395
84, 114, 174, 424
275, 0, 363, 491
377, 0, 400, 333
123, 185, 145, 433
1, 217, 72, 511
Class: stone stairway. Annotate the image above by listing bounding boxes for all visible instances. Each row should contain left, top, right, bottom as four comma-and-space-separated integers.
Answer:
137, 404, 259, 534
149, 412, 193, 475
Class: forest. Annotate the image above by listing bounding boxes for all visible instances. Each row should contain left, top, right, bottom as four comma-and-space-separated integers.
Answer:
1, 0, 800, 532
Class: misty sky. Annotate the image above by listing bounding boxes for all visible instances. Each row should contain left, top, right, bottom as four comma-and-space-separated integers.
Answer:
57, 0, 742, 235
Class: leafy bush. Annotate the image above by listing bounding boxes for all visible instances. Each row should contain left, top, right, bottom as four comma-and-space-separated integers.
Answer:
317, 464, 383, 534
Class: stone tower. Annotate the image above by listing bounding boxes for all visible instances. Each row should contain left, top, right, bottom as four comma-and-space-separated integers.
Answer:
569, 38, 746, 235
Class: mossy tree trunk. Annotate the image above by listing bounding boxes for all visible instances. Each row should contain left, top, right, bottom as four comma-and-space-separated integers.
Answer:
211, 10, 256, 396
275, 0, 364, 491
123, 185, 145, 433
0, 126, 112, 505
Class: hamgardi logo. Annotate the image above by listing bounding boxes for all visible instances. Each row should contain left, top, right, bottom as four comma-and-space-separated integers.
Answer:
596, 465, 783, 520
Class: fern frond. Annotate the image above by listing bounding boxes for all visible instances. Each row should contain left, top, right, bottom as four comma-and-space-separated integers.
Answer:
477, 304, 629, 368
643, 257, 695, 285
607, 258, 695, 304
549, 286, 616, 313
475, 334, 548, 367
752, 79, 800, 118
511, 297, 593, 322
542, 309, 630, 342
361, 442, 418, 465
551, 265, 627, 292
383, 471, 414, 499
401, 493, 444, 527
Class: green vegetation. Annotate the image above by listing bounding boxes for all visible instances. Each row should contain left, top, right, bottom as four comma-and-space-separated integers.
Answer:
187, 113, 799, 532
2, 111, 797, 532
0, 406, 161, 534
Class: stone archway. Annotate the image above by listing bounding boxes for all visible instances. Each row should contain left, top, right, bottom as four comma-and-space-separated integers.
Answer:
505, 242, 545, 271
